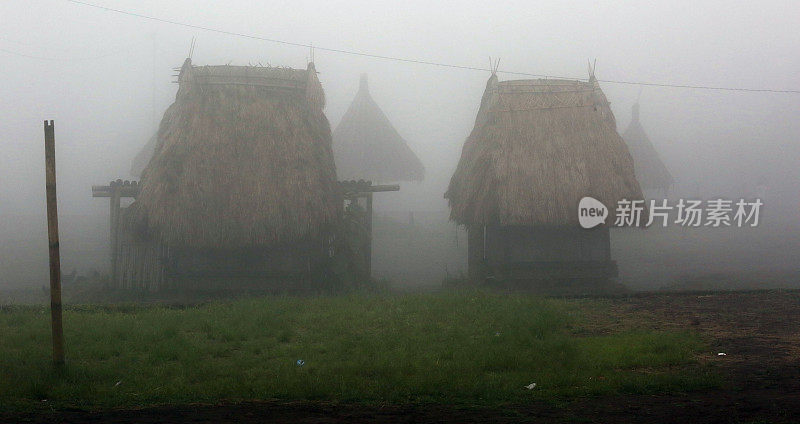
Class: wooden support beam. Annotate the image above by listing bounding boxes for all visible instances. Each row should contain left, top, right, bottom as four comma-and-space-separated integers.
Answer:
91, 180, 398, 199
92, 181, 139, 198
43, 120, 64, 367
361, 184, 400, 193
339, 180, 399, 200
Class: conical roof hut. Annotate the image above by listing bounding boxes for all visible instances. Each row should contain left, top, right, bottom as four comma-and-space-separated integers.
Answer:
621, 103, 673, 191
333, 74, 424, 182
129, 58, 340, 249
446, 74, 643, 227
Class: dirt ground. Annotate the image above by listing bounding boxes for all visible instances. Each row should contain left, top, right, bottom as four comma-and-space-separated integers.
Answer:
5, 290, 800, 424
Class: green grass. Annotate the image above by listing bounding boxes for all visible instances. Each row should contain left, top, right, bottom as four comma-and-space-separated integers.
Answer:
0, 291, 718, 411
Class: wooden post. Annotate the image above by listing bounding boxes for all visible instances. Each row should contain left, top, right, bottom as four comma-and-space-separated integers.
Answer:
43, 120, 65, 366
109, 181, 121, 286
366, 192, 373, 280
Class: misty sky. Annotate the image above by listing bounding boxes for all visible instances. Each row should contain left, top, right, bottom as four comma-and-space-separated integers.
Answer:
2, 0, 799, 219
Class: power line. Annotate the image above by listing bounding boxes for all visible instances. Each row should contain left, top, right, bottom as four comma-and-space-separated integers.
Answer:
64, 0, 800, 94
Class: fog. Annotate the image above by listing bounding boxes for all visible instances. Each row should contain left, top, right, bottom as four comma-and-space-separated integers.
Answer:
2, 0, 798, 290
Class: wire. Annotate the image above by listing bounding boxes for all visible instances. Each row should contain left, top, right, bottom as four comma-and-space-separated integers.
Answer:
64, 0, 800, 94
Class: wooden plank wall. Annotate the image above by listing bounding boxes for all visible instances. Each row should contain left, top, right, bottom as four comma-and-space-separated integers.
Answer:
113, 207, 168, 291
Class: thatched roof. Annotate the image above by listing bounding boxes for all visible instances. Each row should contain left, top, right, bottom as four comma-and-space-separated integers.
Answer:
129, 58, 339, 248
333, 75, 424, 182
130, 133, 157, 178
445, 74, 643, 226
622, 103, 673, 190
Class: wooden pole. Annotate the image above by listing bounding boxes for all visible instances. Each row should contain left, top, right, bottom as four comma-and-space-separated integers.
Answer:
43, 120, 65, 366
366, 192, 373, 280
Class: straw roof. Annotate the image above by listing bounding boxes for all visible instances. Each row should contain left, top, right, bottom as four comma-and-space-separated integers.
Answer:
445, 74, 643, 226
129, 58, 339, 248
333, 74, 424, 182
622, 103, 673, 190
130, 133, 156, 178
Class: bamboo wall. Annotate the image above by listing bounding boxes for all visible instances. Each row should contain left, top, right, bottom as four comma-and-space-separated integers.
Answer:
111, 206, 331, 292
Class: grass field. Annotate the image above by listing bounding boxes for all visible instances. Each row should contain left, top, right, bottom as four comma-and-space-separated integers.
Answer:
0, 291, 717, 412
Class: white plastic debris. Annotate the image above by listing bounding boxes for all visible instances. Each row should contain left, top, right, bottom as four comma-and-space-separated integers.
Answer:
296, 359, 305, 367
113, 380, 122, 388
717, 352, 727, 356
525, 383, 537, 390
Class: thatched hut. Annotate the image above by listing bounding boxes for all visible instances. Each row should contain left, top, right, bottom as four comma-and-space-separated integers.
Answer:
445, 73, 643, 286
333, 74, 424, 182
622, 102, 673, 195
117, 58, 340, 291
